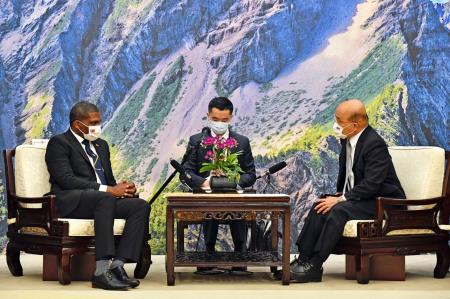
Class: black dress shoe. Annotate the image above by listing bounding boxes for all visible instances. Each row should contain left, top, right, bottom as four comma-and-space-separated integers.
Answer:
91, 270, 130, 290
273, 256, 306, 280
194, 267, 226, 275
290, 261, 323, 283
229, 266, 253, 276
111, 266, 140, 288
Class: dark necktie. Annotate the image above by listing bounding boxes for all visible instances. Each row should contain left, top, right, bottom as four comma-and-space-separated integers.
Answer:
81, 139, 107, 185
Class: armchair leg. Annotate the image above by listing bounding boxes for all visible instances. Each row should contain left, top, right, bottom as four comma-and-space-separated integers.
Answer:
57, 249, 72, 285
355, 254, 370, 284
6, 242, 23, 276
434, 249, 449, 279
134, 241, 152, 279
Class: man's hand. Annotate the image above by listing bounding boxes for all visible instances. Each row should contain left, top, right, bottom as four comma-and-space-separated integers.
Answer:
201, 179, 210, 189
123, 181, 137, 198
314, 196, 342, 214
107, 182, 128, 198
107, 181, 136, 198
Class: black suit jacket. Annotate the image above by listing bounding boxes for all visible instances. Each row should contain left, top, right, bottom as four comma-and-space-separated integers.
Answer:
336, 126, 405, 201
45, 130, 117, 217
183, 129, 256, 189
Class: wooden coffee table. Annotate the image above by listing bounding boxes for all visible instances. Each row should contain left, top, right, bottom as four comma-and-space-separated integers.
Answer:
165, 192, 291, 285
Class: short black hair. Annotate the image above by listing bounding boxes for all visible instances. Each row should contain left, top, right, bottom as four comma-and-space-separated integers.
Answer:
208, 97, 233, 114
69, 101, 99, 125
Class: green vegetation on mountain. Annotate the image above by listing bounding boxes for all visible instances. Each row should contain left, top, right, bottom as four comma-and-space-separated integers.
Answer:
107, 56, 185, 183
316, 35, 406, 123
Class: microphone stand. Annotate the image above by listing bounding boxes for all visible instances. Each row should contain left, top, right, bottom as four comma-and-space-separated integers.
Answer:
148, 128, 210, 206
261, 173, 282, 194
148, 170, 177, 206
148, 153, 190, 206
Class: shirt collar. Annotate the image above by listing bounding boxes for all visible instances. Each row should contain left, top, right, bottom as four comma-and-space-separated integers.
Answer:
348, 126, 367, 148
210, 129, 230, 139
70, 128, 86, 145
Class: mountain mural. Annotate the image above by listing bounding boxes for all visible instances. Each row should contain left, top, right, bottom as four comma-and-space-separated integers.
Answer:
0, 0, 449, 253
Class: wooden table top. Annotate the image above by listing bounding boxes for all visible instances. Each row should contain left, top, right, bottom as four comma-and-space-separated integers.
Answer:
166, 192, 290, 203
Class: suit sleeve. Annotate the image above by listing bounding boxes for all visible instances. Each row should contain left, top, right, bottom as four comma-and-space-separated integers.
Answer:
344, 139, 391, 201
104, 141, 117, 186
238, 137, 256, 188
183, 136, 207, 189
45, 137, 101, 191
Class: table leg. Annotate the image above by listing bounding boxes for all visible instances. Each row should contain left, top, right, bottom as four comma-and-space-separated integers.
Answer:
177, 221, 185, 252
270, 212, 279, 274
271, 213, 278, 252
166, 206, 175, 286
282, 208, 291, 285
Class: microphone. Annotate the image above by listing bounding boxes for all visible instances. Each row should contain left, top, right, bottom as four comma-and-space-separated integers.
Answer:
170, 159, 191, 179
200, 126, 210, 139
256, 161, 287, 179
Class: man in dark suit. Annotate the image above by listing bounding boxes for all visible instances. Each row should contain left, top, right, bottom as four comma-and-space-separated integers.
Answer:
183, 97, 256, 274
286, 99, 405, 283
45, 101, 150, 290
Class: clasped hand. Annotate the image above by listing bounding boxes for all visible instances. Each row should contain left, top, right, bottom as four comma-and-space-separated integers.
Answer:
107, 181, 137, 198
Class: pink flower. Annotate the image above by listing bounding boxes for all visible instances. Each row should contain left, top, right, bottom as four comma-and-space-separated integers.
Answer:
202, 136, 215, 147
206, 150, 213, 156
225, 138, 237, 149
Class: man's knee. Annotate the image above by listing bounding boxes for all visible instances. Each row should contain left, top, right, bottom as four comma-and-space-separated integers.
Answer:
95, 192, 116, 207
140, 199, 151, 216
128, 198, 150, 217
326, 202, 351, 225
329, 202, 351, 216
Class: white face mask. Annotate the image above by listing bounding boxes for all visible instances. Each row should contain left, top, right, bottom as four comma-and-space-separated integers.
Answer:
333, 122, 353, 139
208, 119, 229, 135
78, 121, 102, 141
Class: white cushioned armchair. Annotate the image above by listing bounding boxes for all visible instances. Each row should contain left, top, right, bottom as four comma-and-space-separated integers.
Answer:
332, 146, 450, 284
3, 144, 152, 284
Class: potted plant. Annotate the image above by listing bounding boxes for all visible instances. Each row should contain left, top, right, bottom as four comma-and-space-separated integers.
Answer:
199, 135, 243, 190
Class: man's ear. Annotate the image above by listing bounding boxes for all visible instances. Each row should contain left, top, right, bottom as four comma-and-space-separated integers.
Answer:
73, 120, 83, 133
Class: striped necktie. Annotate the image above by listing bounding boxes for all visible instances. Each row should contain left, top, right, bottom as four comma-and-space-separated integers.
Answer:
81, 139, 107, 185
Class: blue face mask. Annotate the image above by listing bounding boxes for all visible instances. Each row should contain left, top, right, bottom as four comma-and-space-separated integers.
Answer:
208, 119, 229, 135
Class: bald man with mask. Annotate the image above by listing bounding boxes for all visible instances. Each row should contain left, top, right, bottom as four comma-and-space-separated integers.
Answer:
280, 99, 405, 283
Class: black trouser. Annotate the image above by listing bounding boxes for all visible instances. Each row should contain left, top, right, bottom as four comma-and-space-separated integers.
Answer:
66, 190, 150, 262
203, 220, 247, 252
296, 200, 375, 264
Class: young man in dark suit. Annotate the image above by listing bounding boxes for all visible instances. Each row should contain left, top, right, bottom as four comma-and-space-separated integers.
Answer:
286, 99, 405, 283
183, 97, 256, 275
45, 101, 150, 290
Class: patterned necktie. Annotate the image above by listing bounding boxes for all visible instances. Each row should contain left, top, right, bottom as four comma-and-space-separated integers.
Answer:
343, 141, 353, 194
81, 139, 107, 185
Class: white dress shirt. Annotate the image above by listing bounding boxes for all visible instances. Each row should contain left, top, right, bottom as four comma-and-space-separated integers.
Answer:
70, 128, 107, 192
210, 129, 230, 139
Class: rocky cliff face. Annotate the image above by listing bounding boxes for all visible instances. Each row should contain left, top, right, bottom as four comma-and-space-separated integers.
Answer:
400, 0, 449, 146
0, 0, 448, 252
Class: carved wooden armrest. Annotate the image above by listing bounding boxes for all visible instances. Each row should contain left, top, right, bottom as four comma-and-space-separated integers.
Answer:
8, 193, 57, 234
376, 196, 444, 236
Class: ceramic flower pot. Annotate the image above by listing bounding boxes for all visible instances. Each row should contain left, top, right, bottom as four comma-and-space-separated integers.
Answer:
210, 175, 237, 190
